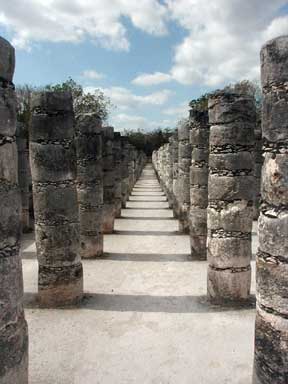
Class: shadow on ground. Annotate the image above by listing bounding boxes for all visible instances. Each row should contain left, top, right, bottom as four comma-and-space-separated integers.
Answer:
24, 292, 256, 313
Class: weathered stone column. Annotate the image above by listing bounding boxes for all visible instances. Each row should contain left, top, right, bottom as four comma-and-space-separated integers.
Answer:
121, 137, 130, 207
113, 132, 122, 217
102, 126, 115, 233
0, 36, 28, 383
253, 36, 288, 384
164, 143, 171, 198
158, 145, 165, 190
167, 139, 174, 208
178, 121, 191, 232
189, 107, 209, 260
128, 144, 135, 194
76, 113, 103, 258
30, 91, 83, 306
253, 122, 263, 220
207, 90, 255, 303
171, 130, 179, 217
16, 122, 30, 232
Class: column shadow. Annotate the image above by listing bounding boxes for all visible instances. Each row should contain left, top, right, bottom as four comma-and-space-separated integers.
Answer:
99, 252, 192, 262
23, 292, 256, 313
112, 230, 182, 236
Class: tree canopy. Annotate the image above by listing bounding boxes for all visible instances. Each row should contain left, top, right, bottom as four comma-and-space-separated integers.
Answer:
124, 128, 173, 156
45, 78, 112, 120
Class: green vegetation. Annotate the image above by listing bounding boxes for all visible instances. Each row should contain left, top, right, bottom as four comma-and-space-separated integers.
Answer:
45, 78, 112, 120
124, 127, 173, 156
16, 78, 112, 133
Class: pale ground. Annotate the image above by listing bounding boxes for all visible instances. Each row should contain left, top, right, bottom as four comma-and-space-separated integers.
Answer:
21, 164, 258, 384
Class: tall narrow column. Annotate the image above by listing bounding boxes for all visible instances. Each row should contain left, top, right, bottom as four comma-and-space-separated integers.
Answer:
102, 126, 115, 233
178, 121, 191, 232
172, 130, 179, 217
30, 91, 83, 306
128, 144, 135, 194
0, 36, 28, 383
121, 137, 130, 207
16, 122, 30, 232
167, 139, 174, 208
76, 113, 103, 258
189, 107, 209, 260
253, 36, 288, 384
113, 132, 122, 217
253, 123, 263, 220
207, 91, 255, 303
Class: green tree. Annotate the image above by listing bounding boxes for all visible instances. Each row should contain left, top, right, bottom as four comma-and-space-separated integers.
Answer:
46, 78, 112, 120
124, 127, 173, 156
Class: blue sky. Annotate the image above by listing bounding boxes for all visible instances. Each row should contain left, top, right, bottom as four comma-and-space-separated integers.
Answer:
0, 0, 287, 131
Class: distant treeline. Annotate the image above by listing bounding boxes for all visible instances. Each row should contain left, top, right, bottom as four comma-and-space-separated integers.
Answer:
124, 128, 173, 157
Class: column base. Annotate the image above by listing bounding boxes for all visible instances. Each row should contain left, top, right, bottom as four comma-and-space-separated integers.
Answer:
190, 235, 207, 260
38, 263, 83, 307
0, 317, 28, 384
102, 204, 115, 234
207, 265, 251, 304
80, 234, 103, 258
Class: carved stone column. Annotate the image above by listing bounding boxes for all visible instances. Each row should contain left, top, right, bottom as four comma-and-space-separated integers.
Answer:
30, 91, 83, 306
207, 90, 255, 303
253, 35, 288, 384
113, 132, 122, 217
178, 121, 191, 232
189, 107, 209, 260
121, 137, 130, 207
76, 113, 103, 258
16, 122, 30, 232
102, 126, 115, 233
0, 36, 29, 384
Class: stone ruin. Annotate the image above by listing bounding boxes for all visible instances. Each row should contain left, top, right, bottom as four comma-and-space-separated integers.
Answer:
0, 34, 146, 380
30, 91, 84, 306
189, 107, 209, 260
1, 33, 288, 384
0, 36, 28, 383
207, 91, 255, 303
153, 35, 288, 384
253, 35, 288, 384
76, 113, 103, 258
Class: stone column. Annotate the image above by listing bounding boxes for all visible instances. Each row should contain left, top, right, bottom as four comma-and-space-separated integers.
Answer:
178, 121, 191, 232
207, 90, 255, 303
167, 139, 174, 208
0, 36, 28, 383
189, 107, 209, 260
121, 137, 130, 207
164, 144, 171, 197
253, 36, 288, 384
113, 132, 122, 217
76, 113, 103, 258
30, 91, 83, 306
159, 145, 165, 190
16, 122, 30, 232
102, 126, 115, 233
171, 130, 179, 217
128, 144, 135, 194
253, 123, 263, 220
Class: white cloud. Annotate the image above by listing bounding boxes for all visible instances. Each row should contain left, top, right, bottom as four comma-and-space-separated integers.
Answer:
85, 86, 173, 109
0, 0, 168, 51
132, 71, 172, 86
264, 15, 288, 41
165, 0, 288, 86
81, 70, 104, 80
110, 113, 174, 131
162, 102, 188, 117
